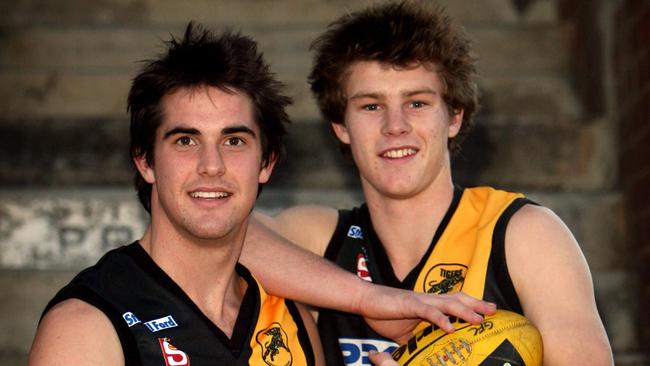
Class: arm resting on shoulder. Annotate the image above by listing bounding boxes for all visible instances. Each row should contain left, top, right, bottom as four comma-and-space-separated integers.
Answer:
29, 299, 124, 366
242, 207, 495, 339
241, 206, 340, 306
506, 204, 613, 366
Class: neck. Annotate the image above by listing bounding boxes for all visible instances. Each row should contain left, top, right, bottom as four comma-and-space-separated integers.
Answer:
362, 176, 456, 280
139, 217, 248, 337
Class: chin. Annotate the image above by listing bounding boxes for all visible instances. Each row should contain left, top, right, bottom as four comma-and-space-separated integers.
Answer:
384, 191, 419, 200
379, 180, 421, 196
183, 219, 239, 242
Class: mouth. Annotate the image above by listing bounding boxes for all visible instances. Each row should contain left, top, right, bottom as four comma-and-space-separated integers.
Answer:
189, 191, 231, 199
380, 147, 418, 159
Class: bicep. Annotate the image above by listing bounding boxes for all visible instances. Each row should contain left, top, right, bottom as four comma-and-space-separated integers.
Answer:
29, 299, 124, 366
505, 205, 613, 365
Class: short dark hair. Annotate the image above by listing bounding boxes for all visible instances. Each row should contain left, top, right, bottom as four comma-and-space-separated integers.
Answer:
128, 22, 290, 213
308, 0, 478, 154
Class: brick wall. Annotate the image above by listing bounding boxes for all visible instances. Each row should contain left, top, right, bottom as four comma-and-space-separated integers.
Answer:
614, 0, 650, 351
557, 0, 606, 119
557, 0, 648, 362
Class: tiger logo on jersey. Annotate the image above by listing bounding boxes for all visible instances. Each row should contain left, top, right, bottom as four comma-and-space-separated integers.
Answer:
423, 264, 467, 294
256, 322, 292, 366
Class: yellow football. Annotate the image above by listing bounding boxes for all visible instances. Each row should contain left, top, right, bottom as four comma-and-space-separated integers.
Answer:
392, 310, 543, 366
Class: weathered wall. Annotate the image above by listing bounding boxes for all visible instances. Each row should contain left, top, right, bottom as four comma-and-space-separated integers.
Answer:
612, 0, 650, 358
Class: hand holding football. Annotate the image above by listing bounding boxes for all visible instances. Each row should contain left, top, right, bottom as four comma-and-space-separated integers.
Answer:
392, 310, 543, 366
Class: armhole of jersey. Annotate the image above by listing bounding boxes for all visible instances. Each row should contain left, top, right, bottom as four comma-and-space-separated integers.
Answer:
490, 198, 536, 314
232, 263, 261, 357
285, 300, 316, 365
323, 209, 352, 261
41, 285, 140, 366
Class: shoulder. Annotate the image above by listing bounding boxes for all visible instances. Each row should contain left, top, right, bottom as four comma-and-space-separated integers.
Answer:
272, 205, 340, 231
508, 202, 565, 231
29, 299, 123, 366
504, 203, 582, 288
39, 298, 110, 329
505, 203, 574, 252
254, 205, 340, 256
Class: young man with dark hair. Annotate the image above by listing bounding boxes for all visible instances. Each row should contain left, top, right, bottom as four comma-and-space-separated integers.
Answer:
247, 1, 614, 365
29, 21, 494, 366
28, 23, 321, 365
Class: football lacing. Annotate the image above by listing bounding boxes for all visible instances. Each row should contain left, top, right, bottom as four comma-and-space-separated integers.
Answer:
425, 339, 471, 366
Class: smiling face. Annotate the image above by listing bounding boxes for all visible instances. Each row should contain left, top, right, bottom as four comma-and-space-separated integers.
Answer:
134, 86, 274, 243
332, 61, 462, 200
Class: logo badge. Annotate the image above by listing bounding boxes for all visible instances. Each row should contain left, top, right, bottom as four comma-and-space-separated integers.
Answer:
122, 312, 141, 327
145, 315, 179, 332
347, 225, 364, 239
338, 338, 398, 366
356, 253, 372, 282
158, 338, 190, 366
256, 322, 292, 366
423, 264, 467, 294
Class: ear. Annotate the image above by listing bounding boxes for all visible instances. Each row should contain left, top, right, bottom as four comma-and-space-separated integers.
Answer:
258, 155, 277, 184
448, 109, 464, 138
331, 122, 351, 145
133, 155, 156, 184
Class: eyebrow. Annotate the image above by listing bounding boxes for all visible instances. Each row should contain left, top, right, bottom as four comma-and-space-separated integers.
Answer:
222, 125, 257, 138
403, 88, 439, 97
349, 88, 439, 101
162, 125, 257, 140
349, 92, 382, 101
163, 127, 199, 140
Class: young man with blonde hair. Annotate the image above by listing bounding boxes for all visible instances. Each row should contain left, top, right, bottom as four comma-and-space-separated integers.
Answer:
247, 2, 614, 365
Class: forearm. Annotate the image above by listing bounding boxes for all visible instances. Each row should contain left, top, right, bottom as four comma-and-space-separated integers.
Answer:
241, 218, 366, 313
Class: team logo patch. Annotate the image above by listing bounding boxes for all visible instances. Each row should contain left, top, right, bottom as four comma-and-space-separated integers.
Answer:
122, 312, 141, 327
422, 263, 467, 294
158, 337, 190, 366
338, 338, 398, 366
145, 315, 179, 332
347, 225, 364, 239
356, 253, 372, 282
256, 322, 292, 366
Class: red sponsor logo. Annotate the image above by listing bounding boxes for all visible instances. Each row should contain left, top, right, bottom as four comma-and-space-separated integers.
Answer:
356, 253, 372, 282
158, 337, 190, 366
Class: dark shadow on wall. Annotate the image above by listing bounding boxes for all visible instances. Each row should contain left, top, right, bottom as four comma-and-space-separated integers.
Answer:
0, 117, 132, 188
451, 93, 496, 188
265, 120, 360, 192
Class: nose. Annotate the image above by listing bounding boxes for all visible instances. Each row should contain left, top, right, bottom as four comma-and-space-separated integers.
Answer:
381, 107, 411, 136
197, 145, 225, 177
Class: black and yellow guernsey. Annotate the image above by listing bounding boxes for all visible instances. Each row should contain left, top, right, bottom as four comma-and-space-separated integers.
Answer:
42, 242, 315, 366
317, 186, 533, 366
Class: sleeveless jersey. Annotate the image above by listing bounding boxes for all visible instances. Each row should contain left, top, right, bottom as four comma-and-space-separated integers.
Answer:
42, 242, 315, 366
317, 186, 532, 366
